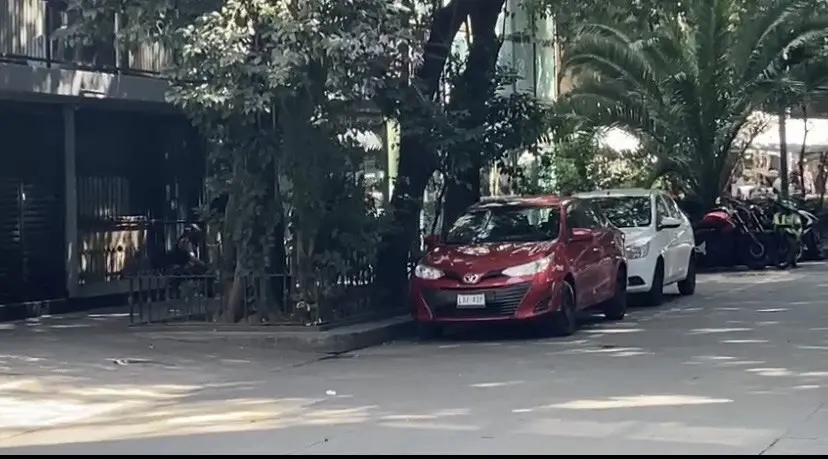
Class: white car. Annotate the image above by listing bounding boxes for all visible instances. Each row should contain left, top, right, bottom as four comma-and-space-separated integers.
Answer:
576, 188, 696, 305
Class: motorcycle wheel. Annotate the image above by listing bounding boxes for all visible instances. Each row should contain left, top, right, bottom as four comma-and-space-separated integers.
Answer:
742, 240, 768, 270
807, 232, 825, 261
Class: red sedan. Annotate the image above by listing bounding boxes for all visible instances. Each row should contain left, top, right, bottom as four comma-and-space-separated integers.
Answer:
410, 195, 627, 337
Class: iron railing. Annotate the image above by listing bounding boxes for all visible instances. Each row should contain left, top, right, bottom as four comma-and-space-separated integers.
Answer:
0, 0, 170, 76
79, 218, 205, 285
128, 271, 408, 328
129, 274, 296, 325
128, 238, 421, 328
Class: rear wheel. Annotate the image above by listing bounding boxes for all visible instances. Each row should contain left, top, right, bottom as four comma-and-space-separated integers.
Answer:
603, 269, 628, 321
643, 259, 664, 306
809, 232, 825, 260
677, 255, 696, 296
547, 282, 577, 337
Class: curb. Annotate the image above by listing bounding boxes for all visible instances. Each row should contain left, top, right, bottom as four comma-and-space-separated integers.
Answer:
137, 316, 415, 354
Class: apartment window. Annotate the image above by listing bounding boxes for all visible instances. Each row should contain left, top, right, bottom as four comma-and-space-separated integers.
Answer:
44, 0, 116, 68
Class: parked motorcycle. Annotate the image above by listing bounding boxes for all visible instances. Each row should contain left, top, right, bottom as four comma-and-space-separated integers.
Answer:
797, 208, 824, 261
122, 222, 208, 278
748, 198, 822, 262
693, 198, 770, 270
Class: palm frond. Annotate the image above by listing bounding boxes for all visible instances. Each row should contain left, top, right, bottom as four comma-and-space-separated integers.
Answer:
560, 0, 828, 205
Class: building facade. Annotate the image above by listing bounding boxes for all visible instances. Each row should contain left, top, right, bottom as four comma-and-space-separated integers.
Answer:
0, 0, 203, 313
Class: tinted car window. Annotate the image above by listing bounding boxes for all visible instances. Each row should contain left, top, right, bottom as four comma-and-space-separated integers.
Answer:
445, 205, 561, 244
566, 204, 599, 230
585, 196, 652, 228
582, 203, 606, 228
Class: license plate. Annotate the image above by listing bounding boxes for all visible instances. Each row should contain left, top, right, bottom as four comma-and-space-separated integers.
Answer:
456, 293, 486, 308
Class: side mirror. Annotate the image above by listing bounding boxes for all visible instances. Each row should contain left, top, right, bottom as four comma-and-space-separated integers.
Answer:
570, 228, 594, 242
423, 234, 440, 249
658, 216, 682, 230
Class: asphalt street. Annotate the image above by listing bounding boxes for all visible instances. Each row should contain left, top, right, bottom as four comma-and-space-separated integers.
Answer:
1, 264, 828, 454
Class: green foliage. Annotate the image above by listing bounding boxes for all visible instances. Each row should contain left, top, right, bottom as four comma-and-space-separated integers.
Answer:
412, 46, 555, 233
519, 129, 651, 196
561, 0, 828, 208
64, 0, 418, 322
537, 0, 687, 46
435, 57, 555, 176
61, 0, 567, 317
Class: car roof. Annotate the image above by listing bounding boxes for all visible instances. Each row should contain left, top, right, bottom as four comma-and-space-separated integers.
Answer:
473, 194, 567, 208
575, 188, 658, 199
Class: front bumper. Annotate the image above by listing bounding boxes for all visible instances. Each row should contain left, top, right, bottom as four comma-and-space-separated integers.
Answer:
626, 255, 658, 293
410, 278, 561, 323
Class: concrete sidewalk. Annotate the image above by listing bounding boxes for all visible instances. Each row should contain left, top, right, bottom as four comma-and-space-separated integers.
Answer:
1, 304, 414, 354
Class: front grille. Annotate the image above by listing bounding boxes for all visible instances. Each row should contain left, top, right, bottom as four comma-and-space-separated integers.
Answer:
423, 282, 531, 318
443, 270, 503, 283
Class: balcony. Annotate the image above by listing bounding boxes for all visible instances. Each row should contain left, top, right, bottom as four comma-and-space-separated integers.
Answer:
0, 0, 170, 103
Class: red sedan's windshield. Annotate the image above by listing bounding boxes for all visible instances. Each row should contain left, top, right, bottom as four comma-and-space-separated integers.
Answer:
444, 205, 561, 244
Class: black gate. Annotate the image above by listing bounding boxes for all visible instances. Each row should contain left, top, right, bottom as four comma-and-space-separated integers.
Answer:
0, 101, 66, 304
74, 107, 205, 286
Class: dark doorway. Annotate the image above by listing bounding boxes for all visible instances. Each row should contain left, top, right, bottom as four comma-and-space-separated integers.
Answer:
0, 101, 66, 304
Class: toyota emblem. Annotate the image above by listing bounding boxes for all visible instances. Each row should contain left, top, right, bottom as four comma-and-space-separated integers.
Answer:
463, 273, 481, 284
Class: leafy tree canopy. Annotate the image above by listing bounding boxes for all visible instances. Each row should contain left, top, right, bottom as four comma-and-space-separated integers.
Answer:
560, 0, 828, 207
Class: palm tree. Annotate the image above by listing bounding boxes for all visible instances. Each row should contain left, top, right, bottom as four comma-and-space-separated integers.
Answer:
559, 0, 828, 208
766, 48, 828, 195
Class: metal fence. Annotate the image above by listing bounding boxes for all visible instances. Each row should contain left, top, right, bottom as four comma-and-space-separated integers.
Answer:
129, 269, 409, 328
79, 218, 206, 285
127, 237, 422, 328
129, 274, 297, 325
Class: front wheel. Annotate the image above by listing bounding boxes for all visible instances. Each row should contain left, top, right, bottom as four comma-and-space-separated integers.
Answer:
642, 259, 664, 306
677, 255, 696, 296
546, 282, 577, 337
602, 269, 628, 321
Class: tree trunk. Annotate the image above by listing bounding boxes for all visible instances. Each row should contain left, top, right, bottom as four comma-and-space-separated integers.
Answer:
778, 110, 790, 199
442, 169, 481, 236
818, 152, 828, 210
373, 132, 437, 304
439, 0, 506, 236
222, 258, 246, 323
372, 0, 474, 306
429, 175, 448, 235
798, 105, 808, 194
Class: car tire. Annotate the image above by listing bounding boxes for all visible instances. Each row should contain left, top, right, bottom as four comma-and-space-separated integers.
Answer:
643, 258, 665, 306
602, 269, 627, 321
417, 323, 443, 340
547, 282, 577, 337
677, 255, 696, 296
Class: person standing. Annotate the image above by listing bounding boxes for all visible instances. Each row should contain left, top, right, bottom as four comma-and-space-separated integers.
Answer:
772, 200, 803, 268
